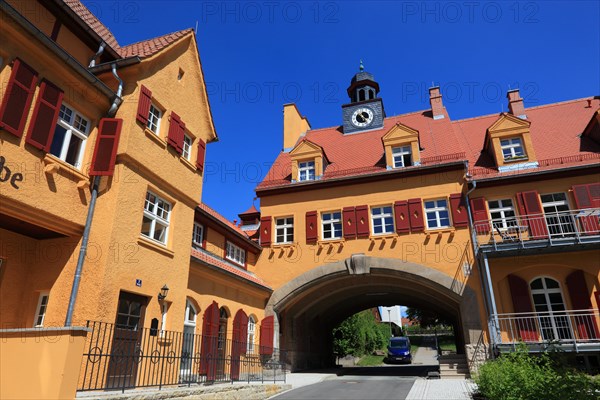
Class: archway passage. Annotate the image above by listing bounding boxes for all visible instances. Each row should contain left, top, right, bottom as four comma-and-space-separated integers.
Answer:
266, 256, 484, 371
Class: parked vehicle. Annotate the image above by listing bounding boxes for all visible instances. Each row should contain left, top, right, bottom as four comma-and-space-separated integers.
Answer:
387, 337, 411, 364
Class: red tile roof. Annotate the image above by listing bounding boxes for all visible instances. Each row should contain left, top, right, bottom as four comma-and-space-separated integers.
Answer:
257, 97, 600, 190
198, 203, 248, 237
63, 0, 119, 50
190, 248, 270, 289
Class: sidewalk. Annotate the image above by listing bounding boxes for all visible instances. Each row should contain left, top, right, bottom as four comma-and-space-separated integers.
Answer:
406, 378, 477, 400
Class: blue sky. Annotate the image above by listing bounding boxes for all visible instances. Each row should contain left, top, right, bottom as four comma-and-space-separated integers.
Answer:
89, 1, 600, 221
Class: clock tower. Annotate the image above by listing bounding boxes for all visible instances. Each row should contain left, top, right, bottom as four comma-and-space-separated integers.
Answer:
342, 61, 386, 134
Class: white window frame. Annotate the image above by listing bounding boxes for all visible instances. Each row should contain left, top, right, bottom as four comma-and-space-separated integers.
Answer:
247, 316, 256, 353
192, 223, 204, 249
371, 206, 394, 235
321, 211, 342, 240
298, 161, 315, 182
488, 199, 517, 230
424, 199, 450, 229
34, 292, 49, 327
226, 241, 246, 266
500, 137, 526, 161
182, 134, 192, 160
141, 191, 171, 245
184, 300, 197, 325
160, 302, 169, 336
392, 145, 412, 168
147, 103, 162, 134
50, 104, 90, 168
275, 217, 294, 244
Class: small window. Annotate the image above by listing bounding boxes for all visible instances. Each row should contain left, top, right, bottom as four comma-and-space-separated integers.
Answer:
182, 134, 192, 160
247, 316, 256, 353
298, 161, 315, 182
488, 199, 517, 230
358, 89, 365, 101
392, 146, 412, 168
226, 242, 246, 266
500, 137, 526, 161
185, 300, 196, 325
322, 211, 342, 240
147, 104, 162, 134
275, 217, 294, 244
425, 199, 450, 229
160, 302, 169, 335
371, 206, 394, 235
34, 292, 49, 327
192, 223, 204, 249
49, 104, 90, 168
141, 191, 171, 244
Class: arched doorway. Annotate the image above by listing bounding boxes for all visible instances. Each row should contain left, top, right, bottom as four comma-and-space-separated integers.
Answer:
180, 299, 197, 380
530, 277, 571, 340
217, 307, 229, 379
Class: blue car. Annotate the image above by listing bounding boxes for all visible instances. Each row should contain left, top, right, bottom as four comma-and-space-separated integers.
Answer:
387, 337, 412, 363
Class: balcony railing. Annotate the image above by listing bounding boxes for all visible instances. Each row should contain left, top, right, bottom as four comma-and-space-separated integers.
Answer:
490, 309, 600, 351
474, 207, 600, 252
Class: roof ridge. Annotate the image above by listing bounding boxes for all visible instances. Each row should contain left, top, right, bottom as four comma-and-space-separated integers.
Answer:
306, 109, 429, 134
118, 27, 194, 49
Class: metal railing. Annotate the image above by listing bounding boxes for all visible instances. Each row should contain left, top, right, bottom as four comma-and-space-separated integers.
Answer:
77, 321, 286, 393
474, 207, 600, 251
490, 309, 600, 349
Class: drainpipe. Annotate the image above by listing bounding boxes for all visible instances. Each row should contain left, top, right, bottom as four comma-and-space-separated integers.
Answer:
88, 42, 106, 68
65, 65, 124, 327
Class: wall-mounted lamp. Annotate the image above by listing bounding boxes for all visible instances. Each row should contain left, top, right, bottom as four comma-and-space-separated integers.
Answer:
158, 284, 169, 301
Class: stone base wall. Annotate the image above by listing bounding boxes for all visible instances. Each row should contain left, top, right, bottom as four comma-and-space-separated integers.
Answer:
465, 342, 492, 375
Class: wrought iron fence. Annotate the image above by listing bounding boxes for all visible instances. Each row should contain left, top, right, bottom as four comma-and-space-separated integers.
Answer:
78, 321, 286, 393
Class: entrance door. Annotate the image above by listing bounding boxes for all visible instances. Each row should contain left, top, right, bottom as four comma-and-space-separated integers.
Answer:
180, 300, 197, 382
541, 193, 575, 238
106, 292, 147, 389
530, 277, 572, 341
216, 307, 229, 380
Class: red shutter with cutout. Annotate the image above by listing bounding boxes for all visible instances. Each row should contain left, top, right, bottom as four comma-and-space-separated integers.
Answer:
450, 193, 469, 228
572, 184, 600, 234
517, 191, 548, 239
136, 85, 152, 125
25, 79, 63, 151
408, 198, 424, 232
231, 309, 248, 380
394, 201, 410, 234
89, 118, 122, 176
343, 207, 356, 239
200, 301, 219, 379
167, 112, 184, 153
305, 211, 318, 244
0, 58, 38, 137
507, 274, 537, 341
260, 216, 272, 246
355, 205, 370, 238
260, 315, 274, 356
196, 138, 206, 171
470, 197, 490, 234
566, 270, 599, 340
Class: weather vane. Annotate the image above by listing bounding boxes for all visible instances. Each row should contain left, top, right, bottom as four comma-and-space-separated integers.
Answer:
359, 59, 364, 72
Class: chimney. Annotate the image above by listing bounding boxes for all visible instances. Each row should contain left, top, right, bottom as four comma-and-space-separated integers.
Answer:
429, 86, 445, 120
283, 103, 311, 151
507, 89, 527, 119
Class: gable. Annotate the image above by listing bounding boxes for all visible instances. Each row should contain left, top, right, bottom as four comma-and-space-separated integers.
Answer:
382, 122, 419, 144
290, 139, 324, 158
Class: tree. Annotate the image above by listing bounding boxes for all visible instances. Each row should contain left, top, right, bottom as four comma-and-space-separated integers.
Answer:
332, 310, 390, 357
405, 308, 453, 328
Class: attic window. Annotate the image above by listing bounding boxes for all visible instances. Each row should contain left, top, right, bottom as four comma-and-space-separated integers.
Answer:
500, 137, 526, 161
392, 146, 412, 168
298, 161, 315, 181
178, 68, 185, 81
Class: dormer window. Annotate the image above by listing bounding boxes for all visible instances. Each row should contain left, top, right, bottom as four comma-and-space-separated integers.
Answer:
298, 161, 315, 181
500, 137, 526, 161
392, 146, 412, 168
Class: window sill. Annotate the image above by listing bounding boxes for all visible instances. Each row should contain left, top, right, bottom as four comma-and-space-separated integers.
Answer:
369, 234, 396, 240
138, 236, 174, 257
502, 156, 528, 164
425, 227, 455, 236
144, 128, 167, 148
179, 156, 197, 172
318, 238, 345, 245
272, 242, 295, 248
43, 153, 89, 183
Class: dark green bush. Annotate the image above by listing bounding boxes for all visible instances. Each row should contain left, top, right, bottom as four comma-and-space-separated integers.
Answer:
475, 345, 600, 400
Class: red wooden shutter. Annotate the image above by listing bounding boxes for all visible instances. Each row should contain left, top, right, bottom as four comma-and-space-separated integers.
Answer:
517, 191, 548, 239
260, 315, 274, 356
470, 197, 490, 234
590, 183, 600, 208
231, 309, 248, 380
260, 216, 272, 246
566, 270, 599, 339
305, 211, 318, 244
507, 274, 537, 341
167, 111, 184, 153
449, 193, 469, 228
342, 206, 356, 239
200, 301, 219, 378
355, 205, 370, 238
0, 58, 38, 137
394, 201, 410, 234
136, 85, 152, 125
408, 198, 424, 232
89, 118, 122, 176
572, 184, 600, 234
25, 79, 63, 151
196, 138, 206, 171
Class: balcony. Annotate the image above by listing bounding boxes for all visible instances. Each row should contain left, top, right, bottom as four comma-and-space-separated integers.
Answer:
490, 309, 600, 353
474, 207, 600, 254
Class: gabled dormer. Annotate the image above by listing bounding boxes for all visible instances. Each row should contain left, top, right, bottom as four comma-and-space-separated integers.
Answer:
382, 122, 421, 169
289, 139, 327, 182
484, 112, 537, 171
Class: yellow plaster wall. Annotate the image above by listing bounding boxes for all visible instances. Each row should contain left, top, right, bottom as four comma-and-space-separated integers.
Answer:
6, 0, 56, 38
283, 104, 310, 150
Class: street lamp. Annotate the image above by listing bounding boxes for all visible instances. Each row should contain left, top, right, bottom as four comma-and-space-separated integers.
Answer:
388, 309, 392, 337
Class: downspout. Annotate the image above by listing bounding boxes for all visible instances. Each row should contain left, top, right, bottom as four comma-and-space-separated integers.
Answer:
88, 42, 106, 68
65, 64, 124, 326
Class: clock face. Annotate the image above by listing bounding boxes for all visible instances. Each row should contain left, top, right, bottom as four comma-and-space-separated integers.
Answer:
351, 107, 374, 127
